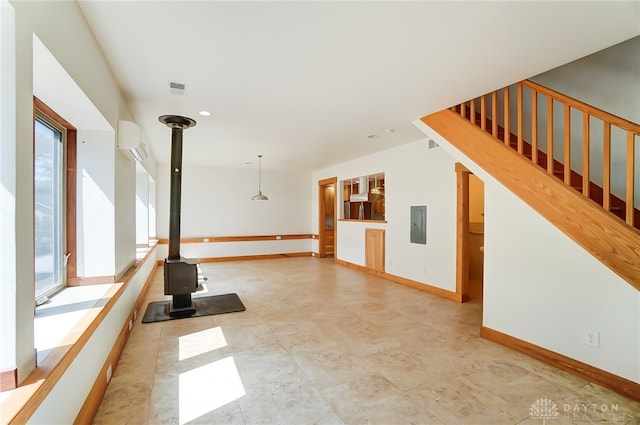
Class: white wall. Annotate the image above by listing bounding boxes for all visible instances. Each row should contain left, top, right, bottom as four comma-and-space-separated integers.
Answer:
155, 164, 312, 257
483, 182, 640, 381
0, 0, 17, 376
531, 36, 640, 124
114, 150, 136, 276
416, 120, 640, 383
135, 163, 149, 245
5, 1, 155, 421
77, 129, 115, 278
311, 139, 457, 291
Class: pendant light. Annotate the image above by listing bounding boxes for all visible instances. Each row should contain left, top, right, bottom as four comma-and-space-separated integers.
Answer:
251, 154, 268, 200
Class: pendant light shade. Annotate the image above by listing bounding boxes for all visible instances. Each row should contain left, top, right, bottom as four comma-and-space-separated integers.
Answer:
251, 154, 268, 200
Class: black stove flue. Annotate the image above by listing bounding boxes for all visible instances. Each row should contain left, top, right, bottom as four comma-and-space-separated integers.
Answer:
159, 114, 199, 318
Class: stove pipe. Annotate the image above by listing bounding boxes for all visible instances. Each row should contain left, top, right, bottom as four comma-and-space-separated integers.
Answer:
158, 115, 196, 259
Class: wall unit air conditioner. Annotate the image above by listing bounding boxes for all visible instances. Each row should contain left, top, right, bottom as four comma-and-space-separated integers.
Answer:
117, 120, 148, 162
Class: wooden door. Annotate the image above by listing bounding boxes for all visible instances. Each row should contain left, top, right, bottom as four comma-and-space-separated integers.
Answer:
365, 228, 385, 272
318, 177, 337, 258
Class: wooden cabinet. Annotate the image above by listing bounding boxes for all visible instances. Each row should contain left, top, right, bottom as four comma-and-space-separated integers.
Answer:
365, 228, 385, 272
344, 201, 372, 220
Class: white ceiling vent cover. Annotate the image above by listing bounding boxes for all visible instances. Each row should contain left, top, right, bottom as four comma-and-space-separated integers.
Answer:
117, 120, 148, 162
169, 81, 186, 95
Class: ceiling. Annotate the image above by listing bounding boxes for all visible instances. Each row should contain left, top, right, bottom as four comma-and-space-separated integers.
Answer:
77, 1, 640, 171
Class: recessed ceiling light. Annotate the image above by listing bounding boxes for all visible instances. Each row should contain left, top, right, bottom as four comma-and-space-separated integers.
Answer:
367, 134, 378, 139
198, 110, 211, 116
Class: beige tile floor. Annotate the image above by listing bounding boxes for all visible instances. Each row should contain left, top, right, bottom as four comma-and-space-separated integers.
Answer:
94, 258, 640, 425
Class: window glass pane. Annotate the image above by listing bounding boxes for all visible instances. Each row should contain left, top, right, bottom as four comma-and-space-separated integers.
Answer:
34, 118, 64, 298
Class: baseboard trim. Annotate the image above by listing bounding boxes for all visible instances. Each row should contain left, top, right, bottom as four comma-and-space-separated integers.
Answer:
480, 326, 640, 402
0, 368, 18, 392
156, 252, 313, 267
333, 258, 461, 302
74, 262, 158, 424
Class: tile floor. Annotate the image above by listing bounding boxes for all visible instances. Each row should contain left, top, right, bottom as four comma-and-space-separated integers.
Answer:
93, 258, 640, 425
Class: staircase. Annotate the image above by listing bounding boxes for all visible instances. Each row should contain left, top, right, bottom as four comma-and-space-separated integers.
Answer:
421, 80, 640, 292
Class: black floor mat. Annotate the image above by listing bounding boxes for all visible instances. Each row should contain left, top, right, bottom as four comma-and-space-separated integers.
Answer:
141, 293, 245, 323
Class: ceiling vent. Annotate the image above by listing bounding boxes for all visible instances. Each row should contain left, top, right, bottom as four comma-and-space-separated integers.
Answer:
117, 120, 149, 162
169, 81, 186, 95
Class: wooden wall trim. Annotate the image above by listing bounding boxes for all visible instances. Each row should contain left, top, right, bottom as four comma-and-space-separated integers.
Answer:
156, 252, 312, 267
0, 369, 18, 392
333, 258, 461, 302
73, 263, 158, 424
156, 234, 314, 245
1, 246, 157, 424
421, 110, 640, 292
337, 219, 387, 224
480, 326, 640, 402
67, 275, 116, 287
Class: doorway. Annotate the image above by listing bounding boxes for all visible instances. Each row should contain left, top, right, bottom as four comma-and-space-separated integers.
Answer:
318, 177, 337, 258
455, 163, 484, 302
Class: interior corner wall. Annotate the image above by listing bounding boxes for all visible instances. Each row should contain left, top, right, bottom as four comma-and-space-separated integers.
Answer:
155, 164, 312, 257
417, 120, 640, 384
311, 139, 457, 291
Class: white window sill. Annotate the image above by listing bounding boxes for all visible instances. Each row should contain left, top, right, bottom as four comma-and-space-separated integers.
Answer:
34, 283, 115, 364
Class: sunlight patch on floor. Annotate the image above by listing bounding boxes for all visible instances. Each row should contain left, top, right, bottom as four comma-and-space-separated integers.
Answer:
178, 356, 245, 424
178, 326, 227, 361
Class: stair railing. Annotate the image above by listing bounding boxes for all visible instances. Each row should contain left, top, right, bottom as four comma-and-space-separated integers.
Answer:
454, 80, 640, 228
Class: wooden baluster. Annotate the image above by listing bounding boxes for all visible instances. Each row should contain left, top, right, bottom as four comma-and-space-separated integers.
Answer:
582, 112, 590, 197
461, 102, 466, 120
603, 122, 611, 211
492, 91, 498, 138
563, 104, 571, 185
480, 95, 486, 132
532, 89, 538, 166
470, 98, 476, 125
547, 96, 554, 174
626, 131, 635, 226
504, 86, 510, 146
517, 84, 523, 154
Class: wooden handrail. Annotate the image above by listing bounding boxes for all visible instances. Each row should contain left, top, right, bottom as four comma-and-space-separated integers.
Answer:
421, 110, 640, 293
522, 80, 640, 134
452, 78, 639, 230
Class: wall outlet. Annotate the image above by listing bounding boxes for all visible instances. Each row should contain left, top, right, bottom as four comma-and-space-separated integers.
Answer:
106, 364, 112, 382
128, 319, 133, 331
203, 238, 209, 243
133, 310, 137, 320
275, 235, 282, 240
584, 328, 599, 348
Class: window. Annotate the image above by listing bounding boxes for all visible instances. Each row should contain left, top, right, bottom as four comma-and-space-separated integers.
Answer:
341, 173, 385, 221
34, 98, 76, 299
34, 116, 65, 298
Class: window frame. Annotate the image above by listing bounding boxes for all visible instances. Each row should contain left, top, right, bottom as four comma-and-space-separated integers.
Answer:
33, 97, 77, 295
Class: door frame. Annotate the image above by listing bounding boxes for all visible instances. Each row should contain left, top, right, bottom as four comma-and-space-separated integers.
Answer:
455, 163, 471, 302
318, 177, 337, 258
